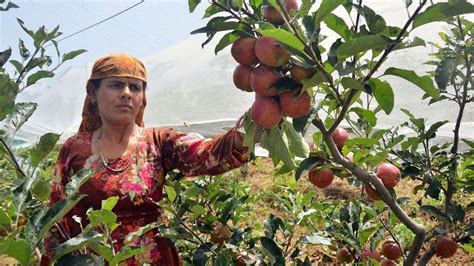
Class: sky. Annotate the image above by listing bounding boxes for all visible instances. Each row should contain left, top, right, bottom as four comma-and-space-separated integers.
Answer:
1, 0, 207, 73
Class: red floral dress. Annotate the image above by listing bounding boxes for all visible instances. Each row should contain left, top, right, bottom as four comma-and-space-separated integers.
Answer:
40, 127, 248, 265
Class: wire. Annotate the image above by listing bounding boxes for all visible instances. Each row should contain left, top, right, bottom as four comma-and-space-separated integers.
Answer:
49, 0, 145, 45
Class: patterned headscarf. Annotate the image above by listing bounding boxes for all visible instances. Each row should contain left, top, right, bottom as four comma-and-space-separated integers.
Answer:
79, 53, 148, 132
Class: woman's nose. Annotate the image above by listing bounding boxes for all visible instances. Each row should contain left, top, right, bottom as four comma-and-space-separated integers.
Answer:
121, 85, 132, 98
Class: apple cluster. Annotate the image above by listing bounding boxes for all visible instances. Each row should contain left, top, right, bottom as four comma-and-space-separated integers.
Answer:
307, 128, 403, 197
230, 2, 316, 129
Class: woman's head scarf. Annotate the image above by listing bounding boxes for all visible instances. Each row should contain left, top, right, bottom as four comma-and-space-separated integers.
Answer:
79, 53, 148, 132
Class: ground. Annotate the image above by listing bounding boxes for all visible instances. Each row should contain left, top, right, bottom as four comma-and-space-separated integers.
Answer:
238, 157, 472, 265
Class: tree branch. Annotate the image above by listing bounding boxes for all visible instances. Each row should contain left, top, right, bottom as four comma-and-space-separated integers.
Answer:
312, 119, 426, 265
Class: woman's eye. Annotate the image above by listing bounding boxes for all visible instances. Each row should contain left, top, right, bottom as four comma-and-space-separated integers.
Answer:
130, 85, 142, 92
111, 83, 122, 89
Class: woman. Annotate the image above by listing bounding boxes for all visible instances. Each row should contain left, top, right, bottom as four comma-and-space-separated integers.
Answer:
40, 53, 249, 265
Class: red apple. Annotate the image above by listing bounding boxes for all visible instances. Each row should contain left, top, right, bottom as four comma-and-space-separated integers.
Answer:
382, 240, 402, 261
263, 0, 299, 25
435, 236, 457, 258
308, 168, 334, 188
251, 97, 282, 128
279, 89, 312, 118
381, 259, 398, 266
255, 36, 290, 67
376, 163, 401, 188
290, 64, 316, 84
231, 37, 259, 66
250, 65, 283, 97
331, 127, 349, 150
233, 65, 253, 92
364, 184, 381, 201
336, 247, 353, 263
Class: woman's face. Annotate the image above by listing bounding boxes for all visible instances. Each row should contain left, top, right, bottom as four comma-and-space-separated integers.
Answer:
94, 77, 144, 125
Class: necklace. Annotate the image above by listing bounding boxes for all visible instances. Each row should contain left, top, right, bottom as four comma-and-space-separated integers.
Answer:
95, 126, 140, 173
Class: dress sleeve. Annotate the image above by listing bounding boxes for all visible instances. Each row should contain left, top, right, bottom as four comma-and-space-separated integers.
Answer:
156, 127, 250, 176
40, 140, 75, 265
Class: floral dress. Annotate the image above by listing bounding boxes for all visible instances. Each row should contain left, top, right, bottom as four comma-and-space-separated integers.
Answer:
40, 127, 248, 265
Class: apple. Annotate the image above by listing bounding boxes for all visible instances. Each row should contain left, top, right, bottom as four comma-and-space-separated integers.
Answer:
364, 184, 381, 201
210, 222, 231, 244
290, 64, 316, 84
251, 65, 283, 97
376, 163, 400, 188
231, 37, 259, 66
331, 128, 349, 150
255, 36, 290, 67
233, 65, 254, 92
262, 0, 299, 25
308, 168, 334, 188
251, 97, 282, 128
279, 89, 312, 118
435, 236, 457, 258
336, 247, 353, 263
382, 240, 402, 261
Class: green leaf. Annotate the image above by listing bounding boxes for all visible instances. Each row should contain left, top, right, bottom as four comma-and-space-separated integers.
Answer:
10, 60, 23, 73
435, 56, 457, 92
337, 35, 392, 59
87, 243, 113, 262
462, 138, 474, 148
31, 180, 51, 202
261, 236, 285, 265
124, 222, 158, 245
242, 122, 256, 152
62, 49, 87, 63
323, 14, 351, 41
0, 239, 30, 266
358, 5, 386, 34
0, 209, 11, 228
350, 107, 377, 127
203, 4, 225, 18
64, 169, 94, 197
26, 70, 54, 87
268, 127, 296, 169
341, 77, 363, 90
0, 2, 19, 11
215, 31, 239, 54
156, 224, 193, 240
283, 120, 309, 158
5, 102, 37, 132
314, 0, 347, 26
101, 196, 118, 211
51, 231, 103, 263
87, 209, 117, 228
16, 19, 34, 38
30, 133, 60, 166
256, 28, 305, 52
56, 254, 102, 266
370, 78, 394, 114
33, 194, 86, 247
164, 185, 177, 202
424, 121, 448, 139
0, 47, 11, 67
188, 0, 201, 13
420, 205, 451, 223
383, 67, 440, 98
412, 1, 474, 29
299, 233, 332, 245
109, 247, 142, 265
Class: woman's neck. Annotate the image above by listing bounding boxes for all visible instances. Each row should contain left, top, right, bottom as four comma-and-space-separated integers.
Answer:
99, 122, 137, 144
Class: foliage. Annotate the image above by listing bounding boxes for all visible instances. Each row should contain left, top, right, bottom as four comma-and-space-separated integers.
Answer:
188, 0, 474, 264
